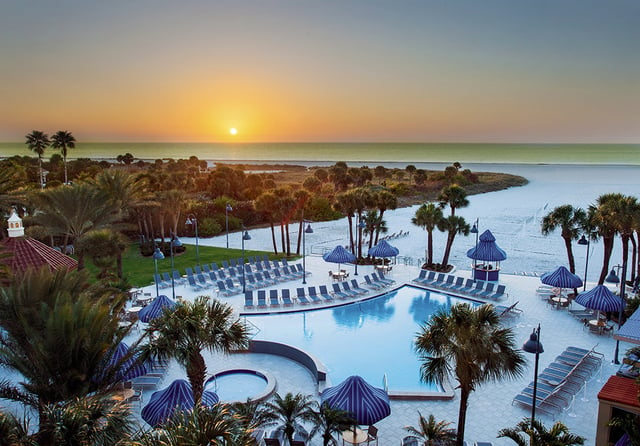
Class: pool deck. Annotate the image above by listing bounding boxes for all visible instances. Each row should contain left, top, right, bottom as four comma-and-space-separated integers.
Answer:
128, 255, 618, 445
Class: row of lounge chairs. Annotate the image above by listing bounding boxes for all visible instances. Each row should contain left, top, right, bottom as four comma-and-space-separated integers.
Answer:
512, 346, 604, 417
412, 270, 507, 300
243, 273, 396, 309
130, 359, 170, 396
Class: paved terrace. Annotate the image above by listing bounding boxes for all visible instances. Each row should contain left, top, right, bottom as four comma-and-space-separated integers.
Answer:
128, 255, 621, 446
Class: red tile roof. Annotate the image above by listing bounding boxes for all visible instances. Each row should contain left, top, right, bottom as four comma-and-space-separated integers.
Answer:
0, 236, 78, 274
598, 375, 640, 408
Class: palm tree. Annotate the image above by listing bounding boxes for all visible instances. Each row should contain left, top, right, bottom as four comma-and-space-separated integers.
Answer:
76, 229, 129, 279
403, 412, 457, 446
415, 303, 526, 445
438, 215, 470, 269
412, 203, 444, 267
29, 182, 122, 269
0, 268, 133, 429
230, 399, 277, 442
590, 193, 624, 284
0, 411, 30, 446
263, 392, 316, 446
373, 190, 397, 245
498, 418, 585, 445
25, 130, 49, 189
36, 395, 135, 445
255, 192, 280, 254
0, 168, 25, 217
50, 130, 76, 185
541, 205, 587, 274
139, 404, 249, 446
143, 296, 250, 405
308, 402, 356, 446
437, 184, 469, 217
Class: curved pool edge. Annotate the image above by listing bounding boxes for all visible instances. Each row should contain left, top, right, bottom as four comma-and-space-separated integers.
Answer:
207, 368, 277, 403
247, 339, 454, 401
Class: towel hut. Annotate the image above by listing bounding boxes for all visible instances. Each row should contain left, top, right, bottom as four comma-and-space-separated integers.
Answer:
466, 229, 506, 281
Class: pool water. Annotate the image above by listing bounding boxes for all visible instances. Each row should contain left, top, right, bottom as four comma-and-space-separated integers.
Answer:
246, 285, 476, 393
204, 371, 269, 402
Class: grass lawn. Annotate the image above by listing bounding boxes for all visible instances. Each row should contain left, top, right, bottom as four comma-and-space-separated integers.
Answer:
85, 243, 293, 288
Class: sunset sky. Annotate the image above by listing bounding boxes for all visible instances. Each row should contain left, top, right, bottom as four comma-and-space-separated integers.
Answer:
1, 0, 638, 143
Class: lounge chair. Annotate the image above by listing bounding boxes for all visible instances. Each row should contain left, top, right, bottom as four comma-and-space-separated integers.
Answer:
467, 280, 486, 296
247, 256, 255, 264
350, 279, 368, 295
318, 285, 334, 302
282, 266, 299, 280
256, 291, 267, 308
262, 254, 270, 263
187, 275, 204, 291
161, 272, 173, 285
494, 301, 522, 317
446, 276, 465, 290
479, 282, 496, 298
512, 391, 563, 417
211, 262, 219, 271
439, 275, 455, 289
296, 288, 310, 304
281, 289, 293, 306
196, 273, 213, 288
364, 275, 385, 290
194, 265, 202, 275
341, 281, 361, 297
172, 270, 186, 285
457, 278, 475, 293
306, 287, 322, 304
269, 290, 280, 307
185, 267, 195, 277
412, 270, 428, 283
154, 273, 171, 289
216, 281, 234, 297
224, 278, 242, 295
332, 283, 351, 299
431, 273, 446, 287
372, 272, 394, 286
488, 284, 507, 300
244, 291, 254, 309
221, 260, 230, 269
202, 264, 211, 273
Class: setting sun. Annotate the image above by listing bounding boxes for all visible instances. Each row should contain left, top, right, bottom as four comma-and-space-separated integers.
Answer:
229, 128, 238, 136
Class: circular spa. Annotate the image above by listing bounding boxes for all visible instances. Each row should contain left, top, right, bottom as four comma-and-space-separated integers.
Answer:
204, 369, 276, 403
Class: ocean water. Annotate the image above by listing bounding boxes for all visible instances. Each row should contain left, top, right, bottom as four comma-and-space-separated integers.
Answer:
1, 142, 638, 165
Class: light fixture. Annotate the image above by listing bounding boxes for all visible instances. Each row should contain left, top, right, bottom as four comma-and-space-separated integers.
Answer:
522, 324, 544, 428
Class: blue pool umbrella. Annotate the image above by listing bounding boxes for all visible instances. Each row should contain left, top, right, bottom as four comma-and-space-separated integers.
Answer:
320, 375, 391, 425
138, 294, 177, 323
368, 240, 399, 258
575, 285, 624, 313
540, 266, 583, 289
141, 379, 219, 428
105, 342, 148, 382
323, 245, 357, 271
466, 230, 507, 262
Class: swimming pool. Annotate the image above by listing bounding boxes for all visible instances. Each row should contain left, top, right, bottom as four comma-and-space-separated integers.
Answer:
245, 285, 477, 394
204, 369, 276, 402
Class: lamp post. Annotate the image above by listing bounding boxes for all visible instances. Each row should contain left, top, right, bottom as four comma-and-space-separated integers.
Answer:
185, 214, 199, 266
577, 234, 591, 291
152, 247, 165, 297
302, 221, 313, 284
606, 263, 626, 364
241, 228, 251, 293
354, 218, 366, 276
169, 230, 182, 300
522, 324, 544, 428
225, 204, 233, 249
470, 218, 479, 280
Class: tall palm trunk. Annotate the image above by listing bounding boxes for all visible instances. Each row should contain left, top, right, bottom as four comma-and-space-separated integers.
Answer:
441, 231, 456, 267
598, 235, 615, 284
295, 218, 303, 255
456, 387, 470, 446
347, 216, 354, 253
187, 352, 206, 406
562, 236, 577, 274
270, 222, 278, 254
280, 222, 286, 255
285, 221, 291, 256
426, 230, 434, 265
